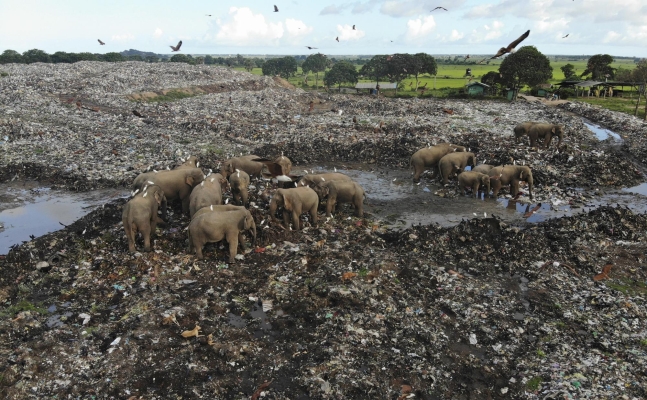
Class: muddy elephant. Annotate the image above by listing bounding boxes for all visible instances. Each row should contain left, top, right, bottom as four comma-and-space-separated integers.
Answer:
269, 155, 292, 177
174, 155, 199, 169
527, 123, 564, 148
269, 187, 319, 230
488, 165, 534, 200
220, 155, 264, 178
298, 172, 352, 188
457, 171, 491, 199
189, 173, 228, 218
228, 169, 250, 206
312, 180, 365, 217
122, 185, 166, 253
513, 122, 538, 143
438, 152, 476, 184
133, 168, 205, 218
472, 164, 495, 175
188, 209, 256, 261
410, 143, 467, 182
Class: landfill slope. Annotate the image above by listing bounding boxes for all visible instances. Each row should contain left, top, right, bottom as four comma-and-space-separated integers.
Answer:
0, 63, 646, 399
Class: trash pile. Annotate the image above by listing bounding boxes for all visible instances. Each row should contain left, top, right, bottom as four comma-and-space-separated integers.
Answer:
0, 63, 646, 399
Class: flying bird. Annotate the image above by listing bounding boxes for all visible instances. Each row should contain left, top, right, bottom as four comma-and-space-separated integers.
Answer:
431, 7, 448, 11
98, 39, 105, 45
464, 54, 470, 60
205, 14, 212, 16
491, 29, 530, 59
562, 34, 569, 38
305, 46, 318, 50
335, 37, 339, 42
274, 5, 279, 12
352, 25, 356, 30
170, 40, 183, 52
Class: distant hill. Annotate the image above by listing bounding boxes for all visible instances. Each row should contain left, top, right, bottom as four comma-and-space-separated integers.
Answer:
120, 49, 165, 59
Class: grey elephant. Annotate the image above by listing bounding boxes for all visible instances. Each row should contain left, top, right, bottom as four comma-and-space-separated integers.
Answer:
527, 123, 564, 148
410, 143, 467, 182
228, 169, 251, 206
312, 180, 365, 217
457, 171, 491, 199
488, 165, 534, 200
269, 187, 319, 230
189, 173, 228, 218
188, 209, 256, 261
122, 185, 166, 253
220, 155, 265, 178
133, 168, 205, 218
472, 164, 495, 175
438, 152, 476, 184
175, 155, 199, 169
298, 172, 352, 188
513, 122, 538, 144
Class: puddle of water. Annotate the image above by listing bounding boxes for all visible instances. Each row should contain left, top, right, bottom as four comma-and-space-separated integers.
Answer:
0, 182, 128, 254
250, 302, 272, 331
45, 311, 73, 329
582, 118, 622, 141
227, 313, 246, 328
623, 183, 647, 196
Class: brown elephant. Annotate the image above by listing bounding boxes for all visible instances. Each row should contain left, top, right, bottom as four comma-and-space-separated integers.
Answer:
410, 143, 467, 182
175, 155, 199, 169
312, 180, 365, 217
488, 165, 534, 200
527, 123, 564, 148
298, 172, 352, 188
228, 169, 251, 206
191, 205, 256, 247
220, 155, 264, 178
122, 185, 166, 253
438, 152, 476, 184
271, 155, 292, 176
513, 122, 538, 143
472, 164, 495, 175
133, 168, 205, 218
457, 171, 491, 199
269, 187, 319, 230
188, 209, 256, 261
189, 173, 228, 218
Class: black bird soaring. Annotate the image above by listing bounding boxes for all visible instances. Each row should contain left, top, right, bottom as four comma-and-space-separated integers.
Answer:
98, 39, 105, 45
431, 7, 448, 11
305, 46, 318, 50
491, 29, 530, 58
352, 25, 356, 30
274, 5, 279, 12
335, 36, 339, 42
562, 34, 569, 38
170, 40, 183, 52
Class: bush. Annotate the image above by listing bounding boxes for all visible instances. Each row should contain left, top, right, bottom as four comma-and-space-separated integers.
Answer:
558, 88, 576, 100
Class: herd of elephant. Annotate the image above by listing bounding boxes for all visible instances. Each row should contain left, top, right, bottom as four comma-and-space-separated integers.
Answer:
121, 120, 562, 262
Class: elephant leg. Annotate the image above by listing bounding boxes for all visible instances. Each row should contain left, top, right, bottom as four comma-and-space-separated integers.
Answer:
326, 198, 334, 217
125, 224, 136, 253
195, 241, 204, 260
310, 205, 318, 226
492, 180, 502, 198
242, 192, 248, 206
282, 209, 291, 229
544, 135, 552, 148
355, 199, 363, 217
227, 234, 239, 263
292, 209, 301, 230
182, 197, 190, 215
473, 183, 480, 198
237, 232, 247, 251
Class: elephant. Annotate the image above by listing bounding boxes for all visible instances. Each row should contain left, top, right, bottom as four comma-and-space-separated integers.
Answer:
298, 172, 352, 188
438, 152, 476, 184
410, 143, 467, 182
513, 122, 538, 143
488, 165, 534, 200
270, 155, 292, 177
122, 185, 166, 253
228, 169, 251, 206
269, 186, 319, 230
133, 168, 205, 218
312, 180, 365, 217
220, 155, 265, 178
191, 205, 256, 248
188, 209, 256, 261
457, 171, 491, 199
189, 173, 228, 218
527, 123, 564, 148
175, 155, 199, 169
472, 164, 495, 175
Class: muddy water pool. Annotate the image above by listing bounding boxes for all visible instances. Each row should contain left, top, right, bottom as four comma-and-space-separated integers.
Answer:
0, 182, 128, 254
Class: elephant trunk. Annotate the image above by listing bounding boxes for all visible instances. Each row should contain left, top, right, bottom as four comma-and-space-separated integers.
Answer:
269, 198, 278, 222
526, 174, 534, 200
250, 221, 256, 247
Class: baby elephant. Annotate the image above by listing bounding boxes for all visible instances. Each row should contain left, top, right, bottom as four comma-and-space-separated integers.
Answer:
122, 185, 166, 253
312, 180, 365, 217
228, 169, 250, 206
188, 209, 256, 262
457, 171, 491, 199
269, 187, 319, 230
188, 173, 228, 218
438, 152, 476, 184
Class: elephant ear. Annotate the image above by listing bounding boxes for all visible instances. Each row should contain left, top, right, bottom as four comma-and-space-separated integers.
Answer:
519, 170, 525, 180
283, 192, 293, 210
154, 190, 161, 205
551, 126, 556, 134
186, 176, 194, 186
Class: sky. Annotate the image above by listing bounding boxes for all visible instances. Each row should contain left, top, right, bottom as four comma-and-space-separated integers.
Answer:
1, 0, 646, 58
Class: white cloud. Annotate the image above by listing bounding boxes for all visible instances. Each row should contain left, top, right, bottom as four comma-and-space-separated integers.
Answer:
449, 30, 464, 42
406, 16, 436, 39
285, 19, 312, 37
111, 33, 135, 42
603, 31, 622, 43
468, 21, 504, 44
319, 5, 346, 15
534, 17, 569, 34
215, 7, 284, 46
153, 28, 163, 38
336, 24, 365, 41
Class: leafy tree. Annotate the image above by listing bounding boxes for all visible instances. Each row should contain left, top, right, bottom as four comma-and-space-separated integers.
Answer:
254, 58, 265, 68
499, 46, 553, 100
204, 55, 215, 65
0, 49, 24, 64
481, 71, 503, 94
145, 55, 159, 63
236, 54, 245, 65
102, 52, 125, 62
127, 55, 144, 62
385, 53, 414, 93
615, 68, 633, 82
262, 59, 280, 76
560, 63, 577, 80
261, 56, 297, 79
244, 58, 255, 72
632, 59, 647, 83
22, 49, 50, 64
323, 61, 359, 90
77, 52, 99, 62
50, 51, 73, 63
170, 54, 193, 64
302, 53, 331, 88
359, 55, 389, 84
410, 53, 437, 91
582, 54, 615, 80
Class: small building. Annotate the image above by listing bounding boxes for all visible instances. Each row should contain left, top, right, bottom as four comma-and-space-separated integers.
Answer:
465, 82, 489, 96
355, 82, 398, 94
